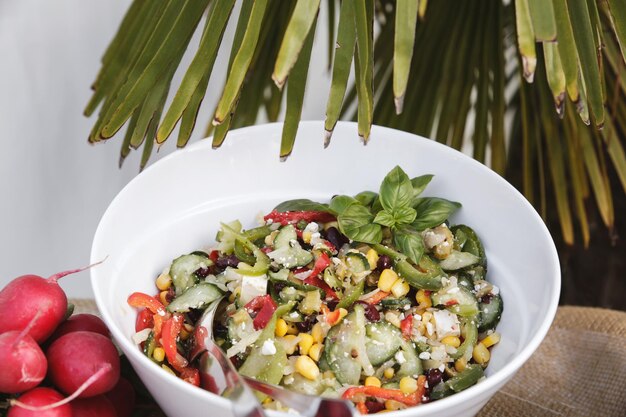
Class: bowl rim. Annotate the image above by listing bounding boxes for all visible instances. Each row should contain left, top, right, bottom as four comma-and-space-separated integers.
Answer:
91, 120, 561, 416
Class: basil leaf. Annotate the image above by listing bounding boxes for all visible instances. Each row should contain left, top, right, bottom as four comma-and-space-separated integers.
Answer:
379, 166, 414, 212
393, 206, 417, 225
338, 204, 382, 244
274, 199, 331, 213
330, 195, 359, 215
393, 228, 425, 265
412, 197, 462, 231
411, 175, 434, 199
354, 191, 378, 207
373, 210, 395, 227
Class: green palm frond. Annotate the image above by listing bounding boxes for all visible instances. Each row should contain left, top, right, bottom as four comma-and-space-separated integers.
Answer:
86, 0, 626, 246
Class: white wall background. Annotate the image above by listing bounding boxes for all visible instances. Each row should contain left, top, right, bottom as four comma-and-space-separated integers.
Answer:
0, 1, 332, 297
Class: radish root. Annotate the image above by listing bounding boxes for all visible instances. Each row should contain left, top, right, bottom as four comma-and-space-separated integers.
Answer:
47, 257, 108, 283
10, 364, 112, 411
12, 310, 42, 349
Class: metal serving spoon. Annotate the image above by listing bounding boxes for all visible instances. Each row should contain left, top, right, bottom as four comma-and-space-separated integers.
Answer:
196, 297, 358, 417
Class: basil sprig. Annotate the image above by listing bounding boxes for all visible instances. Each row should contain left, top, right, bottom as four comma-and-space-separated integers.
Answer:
273, 166, 461, 265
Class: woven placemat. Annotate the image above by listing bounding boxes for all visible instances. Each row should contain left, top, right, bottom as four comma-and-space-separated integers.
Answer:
72, 301, 626, 416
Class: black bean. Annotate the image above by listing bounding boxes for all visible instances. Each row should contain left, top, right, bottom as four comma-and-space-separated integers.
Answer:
480, 293, 494, 304
365, 401, 385, 413
216, 254, 240, 268
326, 299, 339, 311
325, 227, 349, 249
194, 267, 211, 278
426, 368, 443, 388
357, 301, 381, 322
376, 255, 392, 271
295, 314, 317, 332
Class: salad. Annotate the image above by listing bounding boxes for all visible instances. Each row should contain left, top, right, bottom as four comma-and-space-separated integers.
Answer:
128, 166, 503, 414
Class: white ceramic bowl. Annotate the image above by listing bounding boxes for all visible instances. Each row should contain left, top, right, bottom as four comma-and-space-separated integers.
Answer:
91, 121, 560, 417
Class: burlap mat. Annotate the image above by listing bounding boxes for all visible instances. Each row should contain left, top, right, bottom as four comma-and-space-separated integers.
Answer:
72, 301, 626, 416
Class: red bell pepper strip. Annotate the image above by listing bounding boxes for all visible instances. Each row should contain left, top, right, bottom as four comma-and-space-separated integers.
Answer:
128, 292, 167, 316
400, 315, 413, 340
342, 376, 427, 407
321, 304, 342, 326
161, 313, 188, 372
264, 210, 336, 225
244, 295, 277, 330
209, 250, 219, 263
135, 308, 154, 332
309, 252, 331, 277
356, 402, 368, 414
304, 275, 338, 300
362, 291, 390, 305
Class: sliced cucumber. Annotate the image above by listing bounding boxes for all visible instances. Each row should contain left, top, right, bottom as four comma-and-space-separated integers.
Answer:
397, 339, 423, 378
438, 251, 480, 271
325, 305, 371, 385
345, 251, 370, 275
431, 286, 478, 317
365, 322, 403, 366
170, 254, 214, 295
450, 318, 478, 360
451, 225, 486, 268
268, 225, 313, 268
167, 282, 223, 313
380, 297, 412, 309
143, 331, 157, 362
478, 293, 503, 332
283, 373, 324, 396
323, 268, 342, 290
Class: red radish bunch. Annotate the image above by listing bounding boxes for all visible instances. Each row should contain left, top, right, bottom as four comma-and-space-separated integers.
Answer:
0, 262, 136, 417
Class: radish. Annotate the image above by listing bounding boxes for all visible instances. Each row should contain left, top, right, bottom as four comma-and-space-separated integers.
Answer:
71, 395, 118, 417
48, 313, 110, 343
0, 260, 104, 343
9, 364, 112, 414
0, 312, 47, 393
47, 331, 120, 398
105, 377, 135, 417
7, 387, 71, 417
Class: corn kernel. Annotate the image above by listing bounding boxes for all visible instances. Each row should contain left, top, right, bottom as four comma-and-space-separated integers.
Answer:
232, 309, 249, 325
179, 326, 191, 341
391, 279, 410, 298
308, 343, 323, 362
385, 400, 404, 411
295, 355, 320, 381
281, 335, 300, 355
302, 231, 313, 244
262, 397, 273, 405
311, 323, 324, 344
415, 289, 432, 309
156, 273, 172, 291
399, 377, 418, 394
384, 311, 402, 328
161, 364, 176, 375
454, 357, 467, 372
322, 371, 335, 380
286, 322, 299, 335
365, 249, 379, 270
228, 287, 241, 303
378, 269, 399, 292
159, 291, 169, 306
365, 376, 381, 387
338, 308, 348, 320
480, 332, 501, 348
298, 333, 314, 355
441, 336, 461, 348
473, 343, 491, 365
383, 367, 395, 379
275, 319, 288, 337
153, 347, 165, 362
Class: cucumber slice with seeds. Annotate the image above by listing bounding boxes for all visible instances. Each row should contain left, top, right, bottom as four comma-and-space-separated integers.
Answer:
170, 254, 214, 295
166, 282, 223, 313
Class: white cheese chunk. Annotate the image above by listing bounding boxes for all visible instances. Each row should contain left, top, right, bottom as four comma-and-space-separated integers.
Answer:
433, 309, 461, 339
261, 340, 277, 356
239, 274, 268, 304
